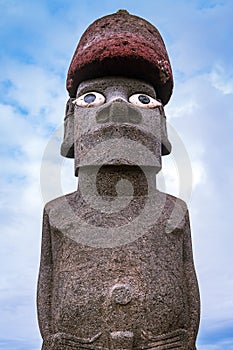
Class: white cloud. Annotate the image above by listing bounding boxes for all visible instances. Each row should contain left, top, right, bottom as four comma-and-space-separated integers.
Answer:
1, 61, 66, 124
210, 64, 233, 95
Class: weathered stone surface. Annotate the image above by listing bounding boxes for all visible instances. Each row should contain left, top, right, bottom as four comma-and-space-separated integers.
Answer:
37, 10, 200, 350
38, 185, 199, 349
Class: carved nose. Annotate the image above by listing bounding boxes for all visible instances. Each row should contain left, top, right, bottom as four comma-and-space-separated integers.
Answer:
96, 99, 142, 124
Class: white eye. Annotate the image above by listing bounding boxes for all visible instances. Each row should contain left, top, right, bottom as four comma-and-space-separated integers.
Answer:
129, 94, 162, 108
73, 92, 105, 108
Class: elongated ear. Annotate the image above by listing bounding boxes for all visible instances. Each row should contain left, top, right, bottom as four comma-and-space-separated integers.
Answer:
159, 105, 172, 156
60, 98, 75, 158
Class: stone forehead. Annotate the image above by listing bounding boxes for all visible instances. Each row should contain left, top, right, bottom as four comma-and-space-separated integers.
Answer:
77, 77, 156, 98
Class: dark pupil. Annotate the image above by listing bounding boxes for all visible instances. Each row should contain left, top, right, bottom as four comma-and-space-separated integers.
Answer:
84, 93, 96, 103
138, 95, 150, 104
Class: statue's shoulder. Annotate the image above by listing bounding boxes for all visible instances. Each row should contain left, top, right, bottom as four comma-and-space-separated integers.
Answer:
162, 192, 188, 212
157, 192, 190, 233
43, 191, 77, 215
43, 191, 82, 231
156, 191, 189, 228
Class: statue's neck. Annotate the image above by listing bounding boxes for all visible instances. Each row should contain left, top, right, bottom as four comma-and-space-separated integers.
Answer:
77, 165, 157, 198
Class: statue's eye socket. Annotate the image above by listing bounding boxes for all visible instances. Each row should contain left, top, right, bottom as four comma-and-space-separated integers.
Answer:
129, 94, 162, 108
73, 92, 105, 107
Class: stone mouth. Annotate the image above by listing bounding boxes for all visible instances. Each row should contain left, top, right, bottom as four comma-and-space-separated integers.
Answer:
76, 124, 161, 157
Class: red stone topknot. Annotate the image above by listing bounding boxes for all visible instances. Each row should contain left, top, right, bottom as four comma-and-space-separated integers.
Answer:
66, 10, 173, 105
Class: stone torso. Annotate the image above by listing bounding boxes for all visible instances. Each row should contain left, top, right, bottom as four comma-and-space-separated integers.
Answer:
43, 190, 189, 349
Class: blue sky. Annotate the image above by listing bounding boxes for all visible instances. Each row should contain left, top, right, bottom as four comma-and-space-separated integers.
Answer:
1, 0, 233, 349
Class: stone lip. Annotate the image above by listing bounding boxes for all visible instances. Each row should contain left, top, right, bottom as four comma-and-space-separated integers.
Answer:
67, 10, 173, 105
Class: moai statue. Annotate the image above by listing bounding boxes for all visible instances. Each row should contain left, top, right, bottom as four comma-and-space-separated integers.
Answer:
37, 10, 200, 350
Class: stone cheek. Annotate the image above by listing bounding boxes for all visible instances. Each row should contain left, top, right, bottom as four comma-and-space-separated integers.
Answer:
49, 207, 186, 345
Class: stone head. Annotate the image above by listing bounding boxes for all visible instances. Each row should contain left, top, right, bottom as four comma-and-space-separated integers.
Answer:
61, 10, 173, 176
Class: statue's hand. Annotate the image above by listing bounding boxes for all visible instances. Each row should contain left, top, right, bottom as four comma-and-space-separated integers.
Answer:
42, 332, 102, 349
